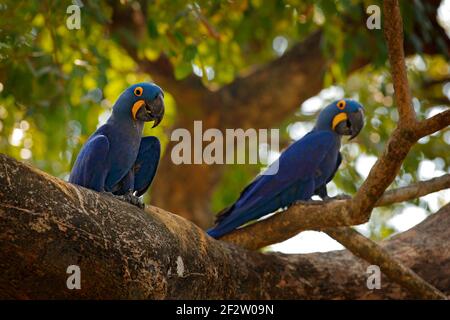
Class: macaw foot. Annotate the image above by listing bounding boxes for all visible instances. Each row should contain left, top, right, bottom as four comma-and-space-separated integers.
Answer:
120, 192, 145, 209
103, 192, 145, 209
322, 193, 352, 202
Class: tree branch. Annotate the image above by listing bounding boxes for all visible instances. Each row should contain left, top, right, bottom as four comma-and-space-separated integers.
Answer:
325, 227, 447, 299
0, 154, 449, 299
414, 109, 450, 139
383, 0, 416, 127
220, 168, 450, 250
422, 76, 450, 89
376, 173, 450, 206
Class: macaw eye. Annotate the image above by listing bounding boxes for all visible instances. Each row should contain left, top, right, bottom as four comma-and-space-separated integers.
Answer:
337, 100, 346, 110
134, 87, 143, 97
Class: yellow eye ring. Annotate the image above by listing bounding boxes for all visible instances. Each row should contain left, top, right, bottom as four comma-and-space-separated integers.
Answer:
134, 86, 143, 96
337, 100, 346, 110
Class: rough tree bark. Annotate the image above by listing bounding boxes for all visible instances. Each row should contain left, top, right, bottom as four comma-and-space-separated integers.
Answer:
109, 0, 450, 228
0, 154, 448, 299
0, 0, 448, 301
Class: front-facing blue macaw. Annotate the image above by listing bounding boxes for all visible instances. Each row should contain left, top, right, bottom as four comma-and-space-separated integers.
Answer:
69, 82, 165, 208
207, 99, 364, 238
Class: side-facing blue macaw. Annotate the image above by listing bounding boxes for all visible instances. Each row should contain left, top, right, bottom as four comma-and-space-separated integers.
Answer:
207, 99, 364, 238
69, 82, 165, 208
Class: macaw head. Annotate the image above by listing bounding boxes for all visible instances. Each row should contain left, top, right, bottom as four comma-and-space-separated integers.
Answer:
112, 82, 165, 128
315, 99, 365, 140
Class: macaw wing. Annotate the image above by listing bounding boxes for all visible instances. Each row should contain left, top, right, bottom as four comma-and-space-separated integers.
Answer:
326, 152, 342, 184
69, 134, 110, 192
215, 131, 336, 224
133, 136, 161, 196
237, 131, 335, 208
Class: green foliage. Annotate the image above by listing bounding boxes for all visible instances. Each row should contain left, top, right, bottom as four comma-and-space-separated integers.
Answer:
211, 163, 259, 213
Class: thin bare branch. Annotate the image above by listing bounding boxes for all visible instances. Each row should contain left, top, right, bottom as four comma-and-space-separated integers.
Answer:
377, 174, 450, 206
351, 128, 416, 218
191, 5, 221, 40
383, 0, 416, 127
414, 109, 450, 139
325, 227, 447, 299
422, 76, 450, 88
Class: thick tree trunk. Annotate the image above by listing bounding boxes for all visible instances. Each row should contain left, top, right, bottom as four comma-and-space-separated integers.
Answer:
0, 154, 448, 299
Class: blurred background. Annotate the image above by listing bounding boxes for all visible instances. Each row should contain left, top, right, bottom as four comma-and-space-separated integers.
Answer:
0, 0, 449, 253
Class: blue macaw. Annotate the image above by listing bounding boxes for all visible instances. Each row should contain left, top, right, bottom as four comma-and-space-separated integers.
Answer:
69, 82, 165, 207
207, 99, 364, 238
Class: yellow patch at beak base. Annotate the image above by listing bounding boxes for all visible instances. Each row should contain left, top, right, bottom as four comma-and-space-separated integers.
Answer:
132, 100, 145, 120
332, 113, 348, 130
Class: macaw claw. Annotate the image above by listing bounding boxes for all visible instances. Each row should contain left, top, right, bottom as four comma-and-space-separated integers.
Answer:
104, 191, 145, 209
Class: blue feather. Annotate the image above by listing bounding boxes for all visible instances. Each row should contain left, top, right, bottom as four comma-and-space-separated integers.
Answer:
69, 134, 110, 192
134, 136, 161, 196
207, 130, 340, 238
207, 99, 364, 238
69, 83, 163, 198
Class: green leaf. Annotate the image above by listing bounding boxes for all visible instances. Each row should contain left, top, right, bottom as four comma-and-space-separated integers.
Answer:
147, 20, 159, 39
183, 45, 197, 62
174, 62, 192, 79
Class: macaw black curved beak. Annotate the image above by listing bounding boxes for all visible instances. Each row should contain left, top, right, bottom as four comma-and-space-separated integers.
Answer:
133, 93, 165, 127
348, 108, 364, 140
335, 109, 364, 140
